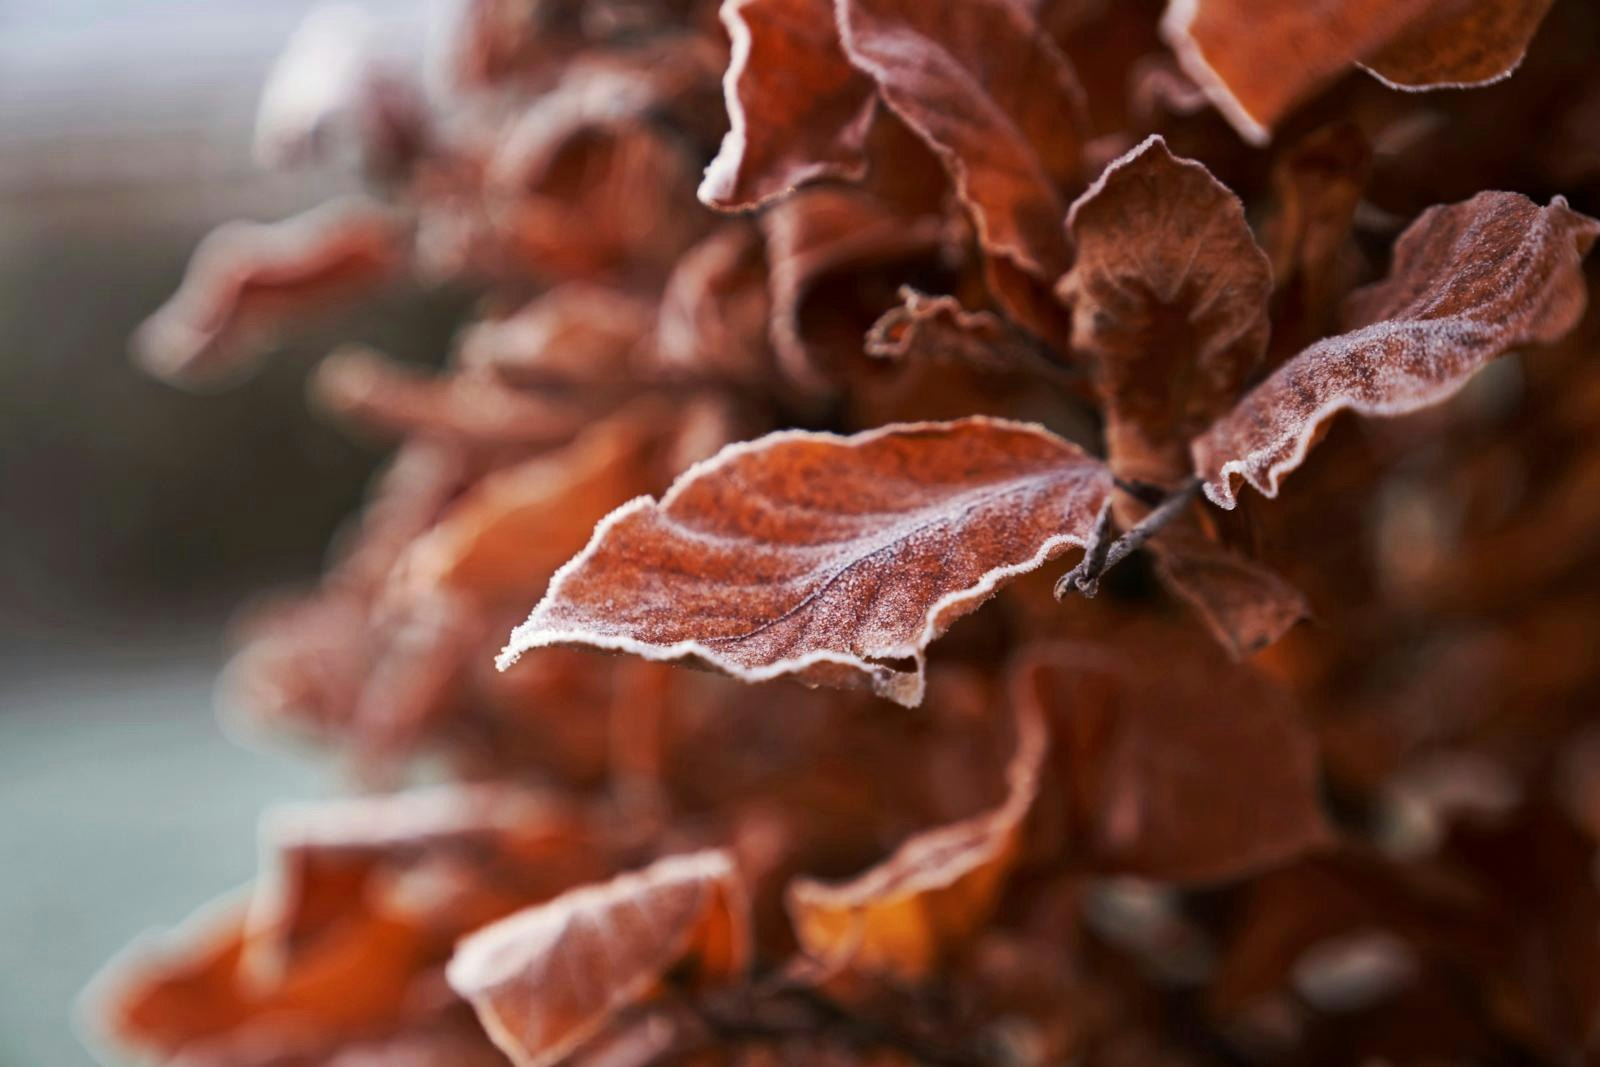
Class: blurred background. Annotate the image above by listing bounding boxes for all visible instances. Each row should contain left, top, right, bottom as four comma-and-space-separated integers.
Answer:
0, 3, 457, 1063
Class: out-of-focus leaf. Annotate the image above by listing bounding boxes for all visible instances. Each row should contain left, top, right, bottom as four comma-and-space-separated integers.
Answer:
446, 850, 748, 1067
499, 417, 1113, 707
786, 695, 1045, 981
836, 0, 1087, 283
1162, 0, 1555, 144
1016, 636, 1330, 882
699, 0, 877, 211
133, 199, 406, 384
1196, 192, 1600, 508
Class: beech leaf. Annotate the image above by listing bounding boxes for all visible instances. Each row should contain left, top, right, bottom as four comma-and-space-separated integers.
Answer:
1161, 0, 1556, 144
786, 695, 1045, 981
1196, 192, 1600, 509
1017, 636, 1330, 882
133, 198, 405, 384
836, 0, 1086, 281
499, 417, 1113, 707
1058, 134, 1272, 489
445, 850, 749, 1067
699, 0, 877, 211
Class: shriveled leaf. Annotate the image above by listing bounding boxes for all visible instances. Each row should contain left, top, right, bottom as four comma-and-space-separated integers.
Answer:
134, 199, 405, 383
446, 850, 749, 1067
761, 185, 947, 392
1016, 635, 1330, 882
499, 417, 1113, 707
1162, 0, 1556, 144
699, 0, 877, 211
836, 0, 1086, 282
1058, 135, 1272, 489
1196, 192, 1600, 508
787, 696, 1045, 980
865, 287, 1041, 372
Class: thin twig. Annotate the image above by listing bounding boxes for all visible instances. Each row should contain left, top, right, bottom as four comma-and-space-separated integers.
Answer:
1055, 477, 1202, 600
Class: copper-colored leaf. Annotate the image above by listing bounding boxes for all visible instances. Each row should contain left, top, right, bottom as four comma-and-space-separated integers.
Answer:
1196, 192, 1600, 508
865, 287, 1040, 372
836, 0, 1086, 281
499, 418, 1113, 707
312, 347, 592, 449
134, 199, 405, 383
1163, 0, 1556, 145
1017, 636, 1330, 882
1058, 135, 1272, 488
699, 0, 877, 211
786, 696, 1045, 980
445, 850, 749, 1067
1360, 0, 1554, 91
1150, 524, 1310, 658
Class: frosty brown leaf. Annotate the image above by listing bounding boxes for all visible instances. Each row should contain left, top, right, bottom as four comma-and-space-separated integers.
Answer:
1196, 192, 1600, 508
837, 0, 1086, 281
1361, 0, 1554, 91
865, 287, 1040, 372
446, 850, 748, 1067
133, 198, 405, 383
787, 696, 1044, 981
499, 418, 1113, 707
1161, 0, 1556, 144
1018, 637, 1330, 881
699, 0, 877, 211
1058, 135, 1272, 489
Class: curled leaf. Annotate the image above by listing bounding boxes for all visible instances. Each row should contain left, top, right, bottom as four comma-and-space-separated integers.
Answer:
786, 695, 1045, 981
134, 199, 405, 384
865, 287, 1041, 372
699, 0, 877, 211
836, 0, 1086, 281
1163, 0, 1557, 145
1196, 192, 1600, 508
1058, 134, 1272, 489
446, 850, 748, 1067
499, 417, 1113, 707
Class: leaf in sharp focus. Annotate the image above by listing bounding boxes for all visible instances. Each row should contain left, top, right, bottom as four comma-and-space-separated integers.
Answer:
836, 0, 1086, 283
786, 694, 1045, 982
133, 198, 405, 385
699, 0, 877, 211
1161, 0, 1556, 145
1016, 634, 1330, 882
445, 850, 749, 1067
498, 417, 1114, 707
1058, 135, 1272, 490
1195, 192, 1600, 509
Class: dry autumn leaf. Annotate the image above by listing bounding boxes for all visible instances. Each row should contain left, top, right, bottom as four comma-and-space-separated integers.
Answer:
445, 850, 749, 1067
1196, 191, 1600, 508
499, 417, 1113, 707
699, 0, 877, 211
1162, 0, 1557, 144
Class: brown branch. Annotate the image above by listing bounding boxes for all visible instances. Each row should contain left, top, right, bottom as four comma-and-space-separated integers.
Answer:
1055, 477, 1202, 599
